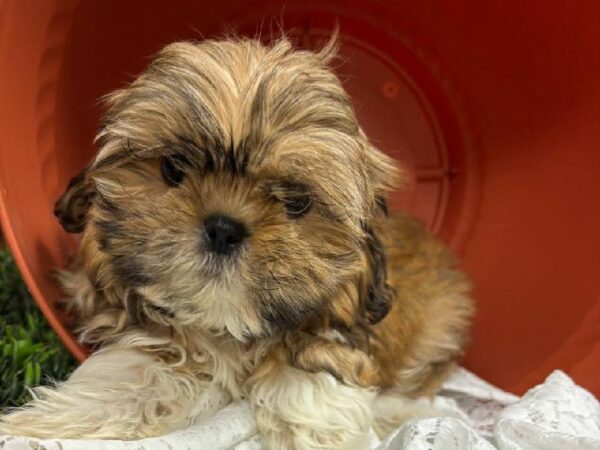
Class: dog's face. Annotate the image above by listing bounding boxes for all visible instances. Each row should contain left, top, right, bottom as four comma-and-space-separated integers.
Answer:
55, 37, 400, 340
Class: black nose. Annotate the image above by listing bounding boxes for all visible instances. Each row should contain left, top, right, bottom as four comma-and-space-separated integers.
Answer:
203, 214, 248, 255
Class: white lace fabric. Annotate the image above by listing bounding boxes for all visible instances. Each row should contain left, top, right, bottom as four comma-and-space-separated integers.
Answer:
1, 369, 598, 450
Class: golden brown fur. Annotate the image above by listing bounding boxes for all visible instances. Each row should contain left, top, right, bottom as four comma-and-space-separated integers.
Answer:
0, 34, 473, 449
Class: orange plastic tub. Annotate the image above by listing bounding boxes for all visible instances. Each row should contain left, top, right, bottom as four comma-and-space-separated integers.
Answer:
0, 1, 598, 396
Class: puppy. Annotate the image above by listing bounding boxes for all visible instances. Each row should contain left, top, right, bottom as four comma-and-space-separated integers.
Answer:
0, 35, 473, 449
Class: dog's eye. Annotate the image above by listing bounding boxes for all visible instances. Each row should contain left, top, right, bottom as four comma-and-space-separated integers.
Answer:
283, 195, 312, 218
160, 155, 188, 187
265, 181, 313, 218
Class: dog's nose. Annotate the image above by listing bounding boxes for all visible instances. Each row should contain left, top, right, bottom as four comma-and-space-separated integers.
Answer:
203, 214, 248, 255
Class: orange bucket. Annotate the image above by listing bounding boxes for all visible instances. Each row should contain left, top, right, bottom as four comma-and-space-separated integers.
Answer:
0, 1, 598, 396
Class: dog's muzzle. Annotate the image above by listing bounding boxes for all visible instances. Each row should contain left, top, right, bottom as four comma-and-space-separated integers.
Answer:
203, 214, 248, 255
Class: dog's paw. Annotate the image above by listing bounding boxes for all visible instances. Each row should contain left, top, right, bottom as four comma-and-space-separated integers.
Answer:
250, 364, 376, 450
372, 391, 442, 439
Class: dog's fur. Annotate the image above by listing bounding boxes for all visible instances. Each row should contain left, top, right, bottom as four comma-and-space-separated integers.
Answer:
0, 35, 473, 449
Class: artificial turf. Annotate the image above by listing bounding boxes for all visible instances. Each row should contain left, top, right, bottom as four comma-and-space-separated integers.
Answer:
0, 247, 76, 409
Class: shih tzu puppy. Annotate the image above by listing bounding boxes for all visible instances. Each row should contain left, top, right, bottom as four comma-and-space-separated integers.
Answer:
0, 34, 474, 449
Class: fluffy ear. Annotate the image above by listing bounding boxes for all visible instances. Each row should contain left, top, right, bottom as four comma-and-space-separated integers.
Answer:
365, 144, 404, 201
53, 164, 94, 233
359, 143, 400, 324
362, 222, 394, 325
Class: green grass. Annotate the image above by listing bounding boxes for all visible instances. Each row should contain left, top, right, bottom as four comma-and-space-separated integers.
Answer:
0, 247, 76, 409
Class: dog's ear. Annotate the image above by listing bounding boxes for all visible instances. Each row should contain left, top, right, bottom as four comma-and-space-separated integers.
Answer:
362, 222, 394, 325
54, 164, 94, 233
359, 143, 400, 324
364, 143, 404, 200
